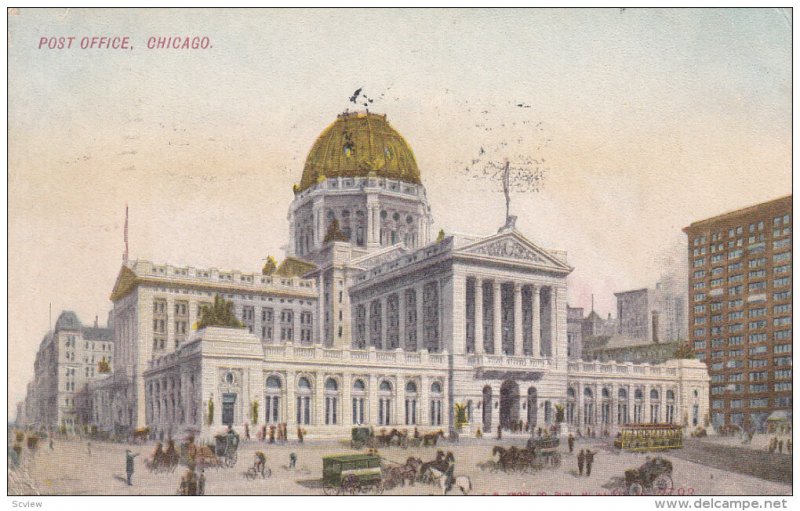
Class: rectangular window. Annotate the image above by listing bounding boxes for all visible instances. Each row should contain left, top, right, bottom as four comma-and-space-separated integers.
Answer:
694, 305, 706, 314
712, 267, 724, 276
749, 358, 768, 368
774, 264, 791, 275
750, 398, 769, 408
711, 254, 725, 263
728, 349, 743, 358
749, 371, 768, 381
693, 270, 706, 279
773, 277, 790, 287
728, 311, 744, 321
694, 328, 706, 337
774, 382, 792, 392
729, 285, 743, 296
748, 320, 766, 330
774, 290, 791, 301
774, 356, 791, 366
711, 302, 724, 311
748, 258, 766, 268
774, 344, 791, 354
748, 281, 766, 292
773, 252, 791, 263
693, 340, 706, 350
773, 238, 791, 250
728, 335, 743, 345
694, 281, 707, 289
748, 307, 767, 317
749, 384, 768, 393
694, 293, 706, 302
773, 317, 791, 327
728, 262, 743, 272
694, 316, 706, 325
774, 329, 792, 340
748, 270, 766, 279
749, 345, 767, 355
774, 369, 792, 379
749, 333, 767, 343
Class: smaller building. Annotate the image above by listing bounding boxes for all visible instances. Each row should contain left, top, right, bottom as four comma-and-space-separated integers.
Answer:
23, 311, 114, 432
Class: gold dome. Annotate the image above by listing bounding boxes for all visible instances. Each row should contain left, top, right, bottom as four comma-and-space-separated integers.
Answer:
299, 112, 421, 191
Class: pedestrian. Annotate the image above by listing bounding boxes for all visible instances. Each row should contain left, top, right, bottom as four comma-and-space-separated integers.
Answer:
787, 439, 792, 453
289, 452, 297, 469
297, 426, 304, 443
260, 425, 266, 442
198, 469, 206, 495
496, 424, 502, 440
49, 438, 54, 450
568, 433, 575, 454
778, 439, 783, 454
87, 441, 92, 456
125, 449, 140, 486
476, 427, 482, 439
577, 449, 585, 476
585, 450, 596, 477
244, 422, 250, 441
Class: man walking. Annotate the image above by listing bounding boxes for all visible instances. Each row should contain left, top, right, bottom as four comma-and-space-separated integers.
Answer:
577, 449, 585, 476
289, 452, 297, 469
585, 449, 596, 477
125, 449, 140, 486
198, 469, 206, 495
568, 433, 575, 454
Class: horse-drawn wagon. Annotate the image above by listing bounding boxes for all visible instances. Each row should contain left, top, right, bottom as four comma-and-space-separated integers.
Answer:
350, 427, 377, 450
322, 454, 384, 495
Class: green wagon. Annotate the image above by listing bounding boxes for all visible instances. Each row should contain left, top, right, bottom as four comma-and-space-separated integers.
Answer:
322, 454, 384, 495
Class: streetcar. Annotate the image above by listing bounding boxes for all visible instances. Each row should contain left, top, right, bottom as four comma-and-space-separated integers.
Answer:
613, 424, 683, 452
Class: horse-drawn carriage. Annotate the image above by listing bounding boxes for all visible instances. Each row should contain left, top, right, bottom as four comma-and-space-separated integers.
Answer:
145, 440, 180, 474
487, 437, 561, 473
350, 427, 377, 450
625, 456, 674, 495
179, 431, 240, 470
322, 454, 384, 495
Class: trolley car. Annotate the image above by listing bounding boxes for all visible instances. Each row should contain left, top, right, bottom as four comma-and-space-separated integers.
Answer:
614, 424, 683, 452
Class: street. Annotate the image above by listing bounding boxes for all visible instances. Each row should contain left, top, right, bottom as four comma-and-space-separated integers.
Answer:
8, 435, 792, 496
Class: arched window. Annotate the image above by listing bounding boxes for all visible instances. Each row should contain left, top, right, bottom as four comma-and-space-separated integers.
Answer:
601, 387, 611, 425
296, 377, 312, 425
324, 378, 339, 425
430, 382, 443, 426
378, 380, 393, 425
405, 381, 418, 425
634, 388, 644, 423
665, 390, 676, 424
583, 387, 595, 425
650, 389, 661, 424
352, 379, 366, 425
265, 375, 282, 424
618, 388, 629, 425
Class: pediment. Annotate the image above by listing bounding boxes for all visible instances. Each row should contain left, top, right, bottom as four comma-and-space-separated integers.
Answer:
457, 230, 572, 272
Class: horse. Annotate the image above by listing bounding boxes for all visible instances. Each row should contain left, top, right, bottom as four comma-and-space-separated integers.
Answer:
492, 445, 519, 472
423, 466, 472, 495
132, 427, 150, 444
419, 451, 454, 481
390, 428, 409, 448
422, 430, 445, 446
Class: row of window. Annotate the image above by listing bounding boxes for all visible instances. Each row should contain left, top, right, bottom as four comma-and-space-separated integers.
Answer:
694, 249, 791, 269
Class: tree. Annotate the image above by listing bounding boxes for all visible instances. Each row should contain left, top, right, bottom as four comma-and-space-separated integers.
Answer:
554, 404, 565, 424
673, 342, 696, 359
457, 101, 549, 229
250, 401, 259, 425
197, 295, 244, 329
454, 403, 468, 429
435, 229, 446, 243
323, 219, 349, 243
262, 255, 277, 276
97, 357, 111, 374
207, 398, 214, 426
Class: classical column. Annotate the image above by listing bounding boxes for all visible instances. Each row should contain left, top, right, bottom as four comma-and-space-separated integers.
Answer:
369, 375, 379, 426
474, 279, 484, 355
343, 375, 353, 426
550, 286, 558, 358
492, 281, 502, 355
531, 285, 541, 357
286, 371, 296, 428
315, 373, 325, 426
514, 283, 523, 356
576, 381, 583, 427
397, 376, 406, 426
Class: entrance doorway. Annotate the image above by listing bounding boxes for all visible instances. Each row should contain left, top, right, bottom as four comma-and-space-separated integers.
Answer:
222, 393, 236, 426
500, 380, 520, 430
527, 387, 537, 429
482, 385, 492, 432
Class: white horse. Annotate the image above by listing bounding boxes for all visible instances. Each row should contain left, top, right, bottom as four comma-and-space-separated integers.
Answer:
423, 467, 472, 495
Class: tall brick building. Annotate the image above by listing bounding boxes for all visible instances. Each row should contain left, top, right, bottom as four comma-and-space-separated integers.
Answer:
684, 196, 792, 431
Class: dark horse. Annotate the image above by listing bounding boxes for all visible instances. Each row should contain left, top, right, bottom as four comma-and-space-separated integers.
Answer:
422, 430, 445, 446
419, 450, 455, 481
492, 445, 520, 472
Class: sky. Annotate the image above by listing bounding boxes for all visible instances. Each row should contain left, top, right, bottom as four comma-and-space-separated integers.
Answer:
7, 8, 792, 417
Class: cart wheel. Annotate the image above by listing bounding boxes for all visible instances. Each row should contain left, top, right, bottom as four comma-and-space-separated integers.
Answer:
323, 484, 338, 496
342, 474, 360, 495
373, 481, 385, 495
627, 482, 644, 496
264, 467, 272, 478
245, 468, 256, 480
653, 474, 673, 495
